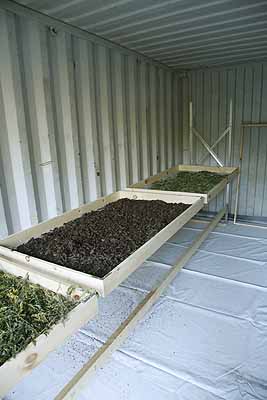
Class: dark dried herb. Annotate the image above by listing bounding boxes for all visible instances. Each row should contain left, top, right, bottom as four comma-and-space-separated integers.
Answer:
16, 199, 189, 278
151, 171, 227, 193
0, 271, 75, 367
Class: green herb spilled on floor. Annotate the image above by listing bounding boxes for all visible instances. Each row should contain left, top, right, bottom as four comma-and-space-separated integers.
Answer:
0, 271, 76, 366
151, 171, 227, 193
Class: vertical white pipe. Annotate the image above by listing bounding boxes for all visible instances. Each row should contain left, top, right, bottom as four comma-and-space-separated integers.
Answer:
189, 101, 193, 164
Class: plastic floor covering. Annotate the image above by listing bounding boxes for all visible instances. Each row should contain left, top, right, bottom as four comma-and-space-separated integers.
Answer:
4, 220, 267, 400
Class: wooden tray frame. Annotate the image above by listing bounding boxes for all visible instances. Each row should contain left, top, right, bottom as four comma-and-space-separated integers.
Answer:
128, 164, 239, 204
0, 190, 204, 297
0, 256, 98, 397
55, 207, 226, 400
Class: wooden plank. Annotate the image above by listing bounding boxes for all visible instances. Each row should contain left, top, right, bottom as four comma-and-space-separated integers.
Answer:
0, 258, 98, 397
233, 67, 244, 218
0, 10, 38, 230
227, 69, 236, 214
208, 70, 220, 213
55, 207, 226, 400
103, 195, 203, 296
125, 188, 204, 204
240, 66, 253, 216
0, 191, 204, 297
74, 38, 98, 202
241, 123, 267, 127
129, 164, 239, 204
178, 164, 238, 174
216, 70, 227, 212
0, 255, 74, 297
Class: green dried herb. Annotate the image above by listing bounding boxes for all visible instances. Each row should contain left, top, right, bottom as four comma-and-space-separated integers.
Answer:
151, 171, 226, 193
0, 270, 76, 367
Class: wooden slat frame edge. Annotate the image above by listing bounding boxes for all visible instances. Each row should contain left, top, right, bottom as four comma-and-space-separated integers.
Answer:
0, 259, 98, 397
55, 207, 226, 400
0, 191, 204, 297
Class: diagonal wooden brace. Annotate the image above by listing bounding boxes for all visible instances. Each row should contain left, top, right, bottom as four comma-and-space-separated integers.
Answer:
200, 127, 230, 164
193, 128, 224, 167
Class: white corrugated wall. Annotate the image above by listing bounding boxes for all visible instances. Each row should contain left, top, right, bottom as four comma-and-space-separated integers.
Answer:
2, 7, 266, 238
181, 63, 267, 218
0, 9, 182, 238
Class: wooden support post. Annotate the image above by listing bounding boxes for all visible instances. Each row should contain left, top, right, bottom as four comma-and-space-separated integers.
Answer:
55, 207, 226, 400
225, 99, 233, 223
234, 121, 267, 224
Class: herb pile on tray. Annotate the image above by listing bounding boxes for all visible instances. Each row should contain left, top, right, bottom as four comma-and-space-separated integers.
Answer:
16, 198, 190, 278
0, 271, 75, 366
151, 171, 227, 193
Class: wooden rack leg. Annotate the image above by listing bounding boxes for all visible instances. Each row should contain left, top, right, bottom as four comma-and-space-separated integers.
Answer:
55, 207, 226, 400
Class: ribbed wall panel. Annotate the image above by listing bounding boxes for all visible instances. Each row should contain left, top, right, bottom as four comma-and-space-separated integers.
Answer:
182, 63, 267, 217
0, 9, 181, 238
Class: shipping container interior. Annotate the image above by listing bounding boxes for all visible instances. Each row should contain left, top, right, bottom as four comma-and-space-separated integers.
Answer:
0, 0, 267, 399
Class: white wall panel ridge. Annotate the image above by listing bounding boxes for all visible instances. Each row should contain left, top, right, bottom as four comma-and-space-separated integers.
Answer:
0, 8, 181, 237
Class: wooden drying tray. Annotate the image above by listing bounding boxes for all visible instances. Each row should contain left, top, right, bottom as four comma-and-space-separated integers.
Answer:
0, 256, 98, 398
0, 190, 204, 297
128, 164, 239, 204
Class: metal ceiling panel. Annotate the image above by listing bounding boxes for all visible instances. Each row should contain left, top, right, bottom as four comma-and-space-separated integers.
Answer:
6, 0, 267, 68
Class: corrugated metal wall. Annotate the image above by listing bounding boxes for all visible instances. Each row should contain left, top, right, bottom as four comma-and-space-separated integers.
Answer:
182, 62, 267, 218
0, 9, 182, 238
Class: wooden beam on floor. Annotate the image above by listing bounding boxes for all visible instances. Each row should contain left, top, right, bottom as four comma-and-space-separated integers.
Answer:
55, 207, 226, 400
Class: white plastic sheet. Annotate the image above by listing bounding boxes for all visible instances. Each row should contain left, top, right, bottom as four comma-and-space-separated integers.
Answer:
5, 220, 267, 400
